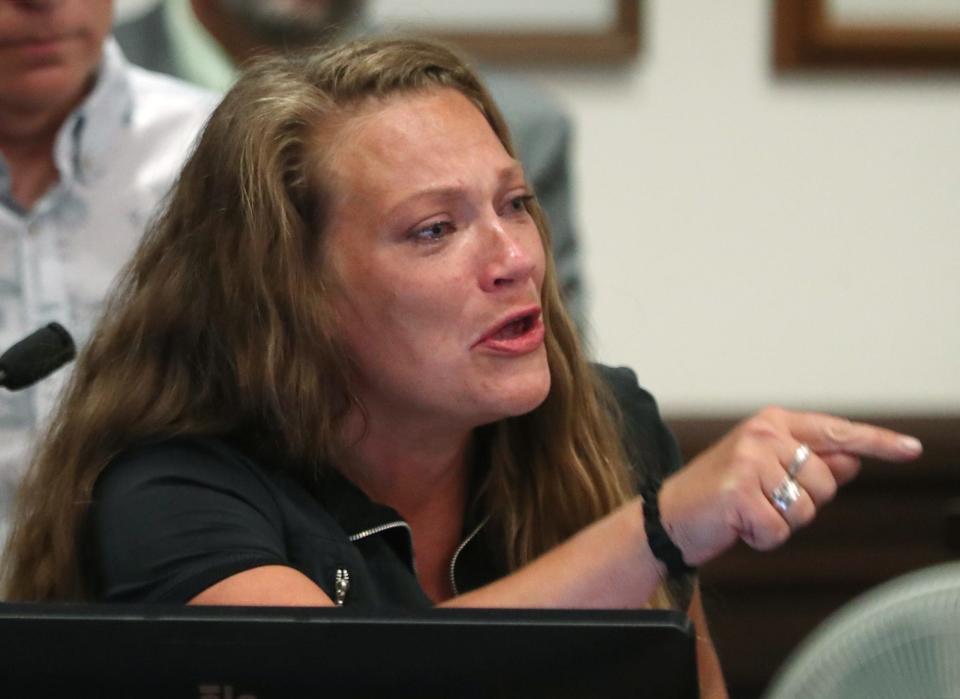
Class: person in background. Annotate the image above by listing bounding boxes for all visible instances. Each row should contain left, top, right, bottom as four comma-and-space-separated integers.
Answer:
113, 0, 585, 327
3, 39, 924, 698
0, 0, 218, 552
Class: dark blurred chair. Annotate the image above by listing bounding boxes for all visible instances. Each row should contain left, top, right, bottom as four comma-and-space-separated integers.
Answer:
764, 561, 960, 699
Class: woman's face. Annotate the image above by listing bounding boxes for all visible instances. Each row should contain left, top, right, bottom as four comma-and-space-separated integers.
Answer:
324, 88, 551, 433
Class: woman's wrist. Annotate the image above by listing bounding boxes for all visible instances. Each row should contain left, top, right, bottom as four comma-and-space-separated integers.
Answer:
641, 484, 696, 578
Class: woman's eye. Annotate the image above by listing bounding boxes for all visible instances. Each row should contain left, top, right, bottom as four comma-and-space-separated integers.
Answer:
504, 194, 534, 215
410, 221, 453, 243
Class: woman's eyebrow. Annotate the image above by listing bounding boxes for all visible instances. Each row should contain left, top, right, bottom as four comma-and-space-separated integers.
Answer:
383, 186, 465, 221
497, 160, 528, 185
383, 161, 529, 219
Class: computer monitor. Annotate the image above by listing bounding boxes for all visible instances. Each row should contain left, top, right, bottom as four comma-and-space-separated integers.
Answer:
0, 603, 698, 698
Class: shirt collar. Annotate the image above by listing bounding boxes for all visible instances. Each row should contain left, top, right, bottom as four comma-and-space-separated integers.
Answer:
313, 436, 493, 542
0, 37, 132, 206
313, 464, 488, 539
313, 468, 406, 539
313, 466, 501, 594
52, 37, 134, 186
164, 0, 238, 93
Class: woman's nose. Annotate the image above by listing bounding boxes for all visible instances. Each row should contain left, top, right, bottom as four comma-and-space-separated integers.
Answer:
478, 220, 538, 293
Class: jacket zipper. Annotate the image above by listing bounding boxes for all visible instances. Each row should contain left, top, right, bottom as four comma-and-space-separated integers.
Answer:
334, 568, 350, 606
349, 518, 489, 598
349, 521, 419, 577
348, 521, 411, 542
448, 516, 489, 596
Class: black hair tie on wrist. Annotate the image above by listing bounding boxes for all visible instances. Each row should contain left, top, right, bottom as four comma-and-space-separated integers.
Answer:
641, 485, 696, 578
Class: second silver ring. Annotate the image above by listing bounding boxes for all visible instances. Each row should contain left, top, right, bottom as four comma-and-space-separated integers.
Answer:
787, 443, 811, 479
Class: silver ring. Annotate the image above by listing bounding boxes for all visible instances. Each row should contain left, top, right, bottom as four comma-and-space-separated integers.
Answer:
771, 477, 802, 514
787, 443, 811, 479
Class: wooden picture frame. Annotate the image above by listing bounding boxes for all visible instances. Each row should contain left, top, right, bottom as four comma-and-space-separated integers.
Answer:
384, 0, 640, 64
775, 0, 960, 70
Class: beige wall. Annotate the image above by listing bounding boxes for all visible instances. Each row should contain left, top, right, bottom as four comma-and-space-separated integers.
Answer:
518, 1, 960, 414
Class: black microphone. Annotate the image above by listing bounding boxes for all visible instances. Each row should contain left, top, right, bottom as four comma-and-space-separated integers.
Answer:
0, 322, 76, 391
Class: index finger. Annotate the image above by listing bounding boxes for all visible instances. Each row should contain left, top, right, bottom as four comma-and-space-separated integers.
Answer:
786, 412, 923, 462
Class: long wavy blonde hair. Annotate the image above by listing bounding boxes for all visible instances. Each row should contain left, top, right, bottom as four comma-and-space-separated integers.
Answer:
3, 38, 656, 603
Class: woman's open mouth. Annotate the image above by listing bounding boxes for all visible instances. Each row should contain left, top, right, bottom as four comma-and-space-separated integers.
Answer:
475, 308, 545, 355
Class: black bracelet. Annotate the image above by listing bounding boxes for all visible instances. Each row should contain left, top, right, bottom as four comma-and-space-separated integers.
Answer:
641, 486, 695, 577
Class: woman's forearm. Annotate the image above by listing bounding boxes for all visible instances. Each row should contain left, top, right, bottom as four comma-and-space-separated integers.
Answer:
442, 498, 666, 609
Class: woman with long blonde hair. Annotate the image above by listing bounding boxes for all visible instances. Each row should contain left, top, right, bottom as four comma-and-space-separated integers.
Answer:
3, 38, 921, 698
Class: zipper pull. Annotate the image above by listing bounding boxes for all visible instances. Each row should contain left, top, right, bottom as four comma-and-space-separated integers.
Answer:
334, 568, 350, 606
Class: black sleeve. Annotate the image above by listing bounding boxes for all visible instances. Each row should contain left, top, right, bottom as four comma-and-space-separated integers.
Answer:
594, 364, 683, 487
86, 438, 288, 603
594, 364, 697, 608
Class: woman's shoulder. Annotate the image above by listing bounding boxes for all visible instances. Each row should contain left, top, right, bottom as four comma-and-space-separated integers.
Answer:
591, 363, 664, 431
92, 436, 293, 544
88, 437, 301, 603
591, 363, 683, 482
592, 364, 657, 407
97, 435, 273, 497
